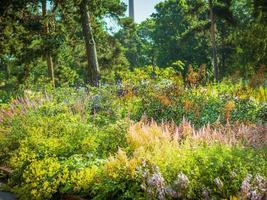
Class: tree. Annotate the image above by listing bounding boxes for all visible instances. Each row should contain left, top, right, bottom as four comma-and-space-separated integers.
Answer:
115, 18, 142, 68
79, 0, 100, 86
228, 0, 267, 77
0, 0, 126, 88
151, 0, 210, 68
208, 0, 219, 81
42, 0, 55, 87
61, 0, 126, 85
136, 19, 157, 66
185, 0, 235, 80
253, 0, 267, 23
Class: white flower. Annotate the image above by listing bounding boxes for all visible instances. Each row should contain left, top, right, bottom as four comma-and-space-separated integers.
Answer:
214, 177, 224, 190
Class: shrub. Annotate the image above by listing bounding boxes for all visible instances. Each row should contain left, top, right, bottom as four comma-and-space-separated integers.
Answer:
126, 121, 267, 199
0, 70, 266, 199
92, 150, 143, 200
11, 157, 62, 200
130, 81, 265, 127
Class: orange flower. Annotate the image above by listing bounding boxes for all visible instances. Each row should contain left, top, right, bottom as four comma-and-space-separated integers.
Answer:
183, 99, 192, 112
224, 100, 235, 121
158, 95, 172, 106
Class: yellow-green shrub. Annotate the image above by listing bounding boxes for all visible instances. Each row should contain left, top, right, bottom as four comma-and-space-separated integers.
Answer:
12, 157, 62, 200
92, 150, 143, 199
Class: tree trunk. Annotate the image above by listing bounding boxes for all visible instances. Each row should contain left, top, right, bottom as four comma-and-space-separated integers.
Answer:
42, 0, 55, 87
79, 0, 100, 86
220, 35, 226, 79
208, 0, 219, 81
23, 64, 30, 87
129, 0, 135, 21
17, 64, 29, 86
221, 51, 226, 79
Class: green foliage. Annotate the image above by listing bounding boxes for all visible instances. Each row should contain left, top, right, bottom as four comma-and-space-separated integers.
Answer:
0, 69, 266, 199
152, 0, 211, 67
0, 0, 266, 198
92, 150, 143, 200
127, 121, 267, 199
116, 0, 267, 80
115, 67, 265, 127
0, 88, 130, 199
138, 145, 266, 199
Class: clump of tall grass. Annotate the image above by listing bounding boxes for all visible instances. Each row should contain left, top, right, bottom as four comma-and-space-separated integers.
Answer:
128, 118, 267, 149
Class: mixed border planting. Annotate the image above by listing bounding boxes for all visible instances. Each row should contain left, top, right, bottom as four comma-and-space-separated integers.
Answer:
0, 67, 266, 200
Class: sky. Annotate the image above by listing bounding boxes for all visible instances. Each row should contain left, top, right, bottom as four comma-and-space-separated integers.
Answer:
122, 0, 163, 23
105, 0, 163, 33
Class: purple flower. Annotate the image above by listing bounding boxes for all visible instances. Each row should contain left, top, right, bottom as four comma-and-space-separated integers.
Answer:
174, 172, 190, 190
241, 174, 267, 199
140, 162, 168, 200
202, 188, 211, 200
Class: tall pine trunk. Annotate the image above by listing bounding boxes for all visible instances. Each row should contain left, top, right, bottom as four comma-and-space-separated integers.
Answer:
208, 0, 219, 81
42, 0, 55, 87
129, 0, 134, 21
79, 0, 100, 86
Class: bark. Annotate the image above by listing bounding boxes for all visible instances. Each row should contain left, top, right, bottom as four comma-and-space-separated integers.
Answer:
208, 0, 219, 81
220, 26, 227, 79
42, 0, 55, 87
17, 64, 30, 86
221, 51, 226, 79
79, 0, 100, 86
220, 37, 226, 79
23, 64, 30, 85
